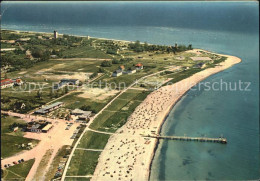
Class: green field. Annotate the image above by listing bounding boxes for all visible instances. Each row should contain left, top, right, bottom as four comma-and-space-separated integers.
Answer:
65, 177, 91, 181
1, 115, 39, 158
53, 92, 111, 112
66, 150, 100, 176
2, 159, 35, 180
90, 89, 150, 132
77, 131, 110, 149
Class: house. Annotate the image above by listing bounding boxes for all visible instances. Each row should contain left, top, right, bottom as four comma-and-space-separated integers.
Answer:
13, 78, 24, 86
71, 109, 92, 120
118, 65, 125, 70
0, 79, 14, 89
194, 63, 206, 69
13, 127, 19, 132
60, 79, 79, 85
50, 55, 58, 58
135, 63, 144, 70
124, 68, 136, 74
34, 102, 64, 114
190, 57, 212, 61
53, 79, 79, 90
42, 124, 53, 133
26, 121, 52, 133
112, 70, 123, 77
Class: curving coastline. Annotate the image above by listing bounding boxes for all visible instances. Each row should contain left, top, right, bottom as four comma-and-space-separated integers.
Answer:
91, 50, 241, 181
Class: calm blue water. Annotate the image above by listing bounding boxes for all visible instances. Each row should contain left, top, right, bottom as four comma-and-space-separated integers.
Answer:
1, 2, 259, 180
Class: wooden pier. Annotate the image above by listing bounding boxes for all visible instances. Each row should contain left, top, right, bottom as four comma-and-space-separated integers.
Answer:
143, 135, 227, 144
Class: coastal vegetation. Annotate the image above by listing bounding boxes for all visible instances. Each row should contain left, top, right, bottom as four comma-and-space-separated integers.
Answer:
44, 145, 70, 180
90, 89, 150, 132
66, 150, 100, 176
1, 29, 229, 180
77, 131, 110, 149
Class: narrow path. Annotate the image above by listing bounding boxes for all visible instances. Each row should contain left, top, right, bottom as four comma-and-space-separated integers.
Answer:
4, 169, 25, 180
61, 68, 171, 181
65, 175, 93, 178
17, 42, 25, 51
75, 148, 103, 152
86, 128, 114, 135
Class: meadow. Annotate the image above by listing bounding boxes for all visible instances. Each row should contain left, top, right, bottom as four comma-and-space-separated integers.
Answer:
1, 115, 39, 158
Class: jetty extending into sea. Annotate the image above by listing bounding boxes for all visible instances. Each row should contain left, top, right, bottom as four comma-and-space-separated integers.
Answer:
143, 134, 227, 144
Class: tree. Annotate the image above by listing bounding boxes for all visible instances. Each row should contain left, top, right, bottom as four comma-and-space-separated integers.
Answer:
188, 44, 193, 50
107, 49, 117, 55
32, 48, 44, 58
81, 105, 91, 111
64, 86, 69, 94
101, 61, 112, 67
98, 67, 105, 73
49, 89, 53, 98
112, 59, 120, 64
36, 90, 42, 99
90, 72, 98, 79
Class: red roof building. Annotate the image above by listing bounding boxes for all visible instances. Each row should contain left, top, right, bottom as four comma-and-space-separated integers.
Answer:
0, 79, 14, 89
135, 63, 144, 69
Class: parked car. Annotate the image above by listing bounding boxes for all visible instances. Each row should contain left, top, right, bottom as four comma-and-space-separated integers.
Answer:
4, 164, 8, 168
21, 159, 24, 162
18, 160, 21, 163
13, 161, 18, 164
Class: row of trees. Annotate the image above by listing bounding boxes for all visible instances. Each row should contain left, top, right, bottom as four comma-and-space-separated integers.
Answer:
112, 58, 133, 64
101, 60, 112, 67
80, 105, 97, 114
128, 40, 193, 53
89, 72, 98, 79
100, 57, 134, 67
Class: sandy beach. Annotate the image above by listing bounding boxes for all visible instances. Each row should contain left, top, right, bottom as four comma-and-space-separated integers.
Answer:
91, 50, 241, 181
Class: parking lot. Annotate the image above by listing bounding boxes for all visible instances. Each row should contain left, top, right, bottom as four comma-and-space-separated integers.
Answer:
1, 112, 81, 181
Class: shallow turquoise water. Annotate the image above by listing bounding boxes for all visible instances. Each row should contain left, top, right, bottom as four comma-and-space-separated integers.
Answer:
1, 1, 259, 180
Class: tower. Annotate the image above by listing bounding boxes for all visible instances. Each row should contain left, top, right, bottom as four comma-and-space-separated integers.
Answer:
54, 30, 58, 39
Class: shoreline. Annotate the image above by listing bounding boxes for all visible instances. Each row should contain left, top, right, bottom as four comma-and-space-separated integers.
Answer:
1, 28, 242, 180
2, 28, 136, 44
91, 51, 241, 181
148, 51, 242, 181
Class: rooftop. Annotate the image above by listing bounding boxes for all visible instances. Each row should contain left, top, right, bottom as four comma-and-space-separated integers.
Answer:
35, 102, 63, 114
190, 57, 212, 61
42, 124, 53, 131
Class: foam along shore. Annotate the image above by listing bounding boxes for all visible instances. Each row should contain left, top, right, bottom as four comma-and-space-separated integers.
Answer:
91, 50, 241, 181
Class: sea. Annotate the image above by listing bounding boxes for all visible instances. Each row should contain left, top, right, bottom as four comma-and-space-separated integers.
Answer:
1, 1, 259, 180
